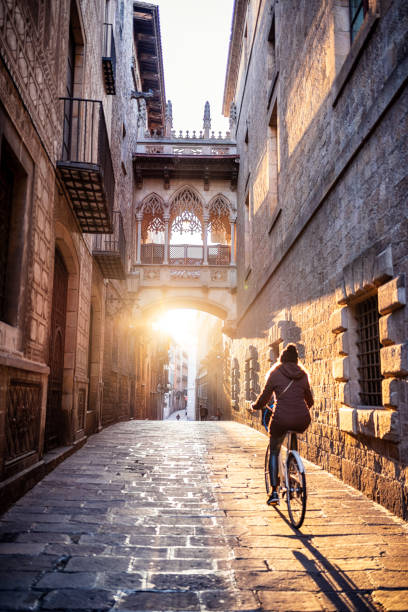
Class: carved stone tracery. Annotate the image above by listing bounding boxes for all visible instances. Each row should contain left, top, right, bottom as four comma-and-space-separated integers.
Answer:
170, 188, 203, 237
208, 194, 232, 239
140, 193, 165, 240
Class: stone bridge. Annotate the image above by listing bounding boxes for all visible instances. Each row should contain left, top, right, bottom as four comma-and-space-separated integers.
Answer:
126, 100, 239, 331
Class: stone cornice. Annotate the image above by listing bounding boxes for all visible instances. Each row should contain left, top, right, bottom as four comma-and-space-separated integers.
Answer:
222, 0, 248, 116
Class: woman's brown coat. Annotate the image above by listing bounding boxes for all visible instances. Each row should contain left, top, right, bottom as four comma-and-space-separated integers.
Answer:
252, 362, 313, 436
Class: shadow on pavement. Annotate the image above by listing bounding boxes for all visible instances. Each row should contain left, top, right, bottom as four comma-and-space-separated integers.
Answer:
271, 506, 379, 612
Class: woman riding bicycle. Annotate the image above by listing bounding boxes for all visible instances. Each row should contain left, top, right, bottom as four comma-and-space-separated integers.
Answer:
249, 344, 313, 506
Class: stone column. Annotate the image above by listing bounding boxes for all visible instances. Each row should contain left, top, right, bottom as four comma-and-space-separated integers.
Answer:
136, 213, 143, 264
230, 220, 236, 265
203, 214, 209, 265
164, 214, 170, 264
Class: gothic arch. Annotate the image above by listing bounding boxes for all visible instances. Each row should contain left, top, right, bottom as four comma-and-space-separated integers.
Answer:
169, 185, 204, 237
207, 194, 233, 240
138, 193, 165, 241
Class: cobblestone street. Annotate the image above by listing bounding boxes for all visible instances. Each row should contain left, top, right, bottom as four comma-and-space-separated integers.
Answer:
1, 421, 408, 611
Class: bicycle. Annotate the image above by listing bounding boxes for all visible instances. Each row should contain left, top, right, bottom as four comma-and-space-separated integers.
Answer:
264, 431, 307, 529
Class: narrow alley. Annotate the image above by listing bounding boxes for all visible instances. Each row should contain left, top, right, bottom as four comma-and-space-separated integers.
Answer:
1, 421, 407, 612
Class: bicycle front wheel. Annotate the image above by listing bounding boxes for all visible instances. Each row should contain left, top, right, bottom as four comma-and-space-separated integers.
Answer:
264, 444, 272, 495
286, 452, 306, 528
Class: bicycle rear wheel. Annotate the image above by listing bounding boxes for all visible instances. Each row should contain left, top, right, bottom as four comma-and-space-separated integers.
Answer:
286, 452, 306, 528
264, 444, 272, 494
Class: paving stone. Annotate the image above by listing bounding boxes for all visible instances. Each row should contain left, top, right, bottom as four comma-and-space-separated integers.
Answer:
65, 555, 130, 572
0, 555, 59, 571
117, 590, 200, 610
127, 534, 188, 547
0, 591, 41, 611
42, 588, 115, 610
0, 572, 40, 590
199, 589, 260, 610
138, 558, 214, 572
372, 589, 408, 611
147, 572, 232, 591
35, 571, 99, 589
97, 571, 143, 590
44, 543, 108, 556
0, 543, 45, 555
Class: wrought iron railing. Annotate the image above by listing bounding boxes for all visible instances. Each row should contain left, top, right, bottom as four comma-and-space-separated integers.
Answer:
93, 211, 126, 278
60, 97, 114, 198
93, 211, 125, 258
102, 23, 116, 95
140, 243, 231, 265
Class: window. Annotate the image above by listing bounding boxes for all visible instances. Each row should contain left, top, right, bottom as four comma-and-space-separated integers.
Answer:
0, 139, 28, 326
268, 102, 278, 217
244, 193, 251, 272
355, 295, 382, 406
267, 14, 276, 85
350, 0, 369, 42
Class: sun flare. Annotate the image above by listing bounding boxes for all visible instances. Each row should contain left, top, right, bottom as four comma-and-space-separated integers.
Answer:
152, 309, 200, 349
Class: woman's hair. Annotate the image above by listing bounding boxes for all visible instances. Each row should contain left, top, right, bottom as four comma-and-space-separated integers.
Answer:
280, 343, 298, 363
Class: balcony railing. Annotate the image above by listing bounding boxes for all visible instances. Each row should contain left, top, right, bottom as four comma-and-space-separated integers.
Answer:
140, 244, 231, 265
102, 23, 116, 95
57, 97, 114, 233
93, 211, 126, 279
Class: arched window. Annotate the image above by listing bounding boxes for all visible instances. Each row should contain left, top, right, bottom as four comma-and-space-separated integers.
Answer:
139, 193, 165, 264
140, 193, 165, 242
208, 194, 232, 243
169, 187, 203, 238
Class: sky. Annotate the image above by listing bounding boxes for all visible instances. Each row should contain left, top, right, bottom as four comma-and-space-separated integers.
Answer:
151, 0, 235, 135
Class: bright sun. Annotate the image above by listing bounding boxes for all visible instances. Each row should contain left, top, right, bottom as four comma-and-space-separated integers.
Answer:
152, 309, 199, 349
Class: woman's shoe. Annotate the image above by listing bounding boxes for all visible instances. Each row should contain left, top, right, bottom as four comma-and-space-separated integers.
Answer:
267, 490, 280, 506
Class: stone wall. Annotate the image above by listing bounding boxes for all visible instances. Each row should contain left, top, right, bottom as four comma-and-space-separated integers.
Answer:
226, 0, 408, 517
0, 0, 145, 511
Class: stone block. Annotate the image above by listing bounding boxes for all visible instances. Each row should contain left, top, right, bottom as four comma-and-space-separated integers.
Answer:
378, 274, 406, 314
333, 356, 349, 381
339, 380, 355, 406
360, 466, 376, 499
374, 246, 393, 285
341, 457, 361, 488
335, 331, 349, 355
355, 408, 376, 438
382, 378, 404, 408
379, 309, 405, 346
375, 409, 400, 442
338, 406, 356, 433
335, 281, 347, 305
330, 306, 348, 334
381, 343, 408, 377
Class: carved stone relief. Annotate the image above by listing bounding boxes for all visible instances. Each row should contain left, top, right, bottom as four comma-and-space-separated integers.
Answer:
170, 270, 200, 280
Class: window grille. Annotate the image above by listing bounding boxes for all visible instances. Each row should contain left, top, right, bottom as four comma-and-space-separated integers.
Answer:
356, 295, 382, 406
350, 0, 369, 42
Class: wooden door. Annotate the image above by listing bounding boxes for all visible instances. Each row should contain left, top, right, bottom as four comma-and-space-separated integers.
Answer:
45, 250, 68, 450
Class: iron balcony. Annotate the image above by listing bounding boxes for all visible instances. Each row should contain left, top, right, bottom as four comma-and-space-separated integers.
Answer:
57, 97, 115, 234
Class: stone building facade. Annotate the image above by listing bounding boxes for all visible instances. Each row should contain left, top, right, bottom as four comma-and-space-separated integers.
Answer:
0, 0, 168, 511
223, 0, 408, 517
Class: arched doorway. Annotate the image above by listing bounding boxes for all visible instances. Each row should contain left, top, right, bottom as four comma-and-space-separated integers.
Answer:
44, 249, 68, 450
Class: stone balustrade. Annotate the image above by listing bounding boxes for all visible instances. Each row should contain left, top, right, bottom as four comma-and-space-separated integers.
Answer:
136, 138, 237, 157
